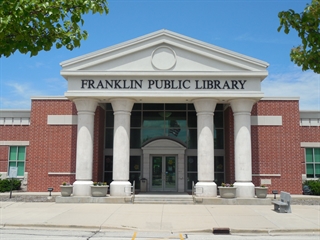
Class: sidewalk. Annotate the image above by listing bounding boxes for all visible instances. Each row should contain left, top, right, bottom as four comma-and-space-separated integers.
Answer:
0, 194, 319, 234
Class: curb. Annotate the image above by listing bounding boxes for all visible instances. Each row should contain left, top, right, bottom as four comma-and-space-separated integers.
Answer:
231, 228, 320, 235
2, 223, 320, 235
1, 223, 101, 231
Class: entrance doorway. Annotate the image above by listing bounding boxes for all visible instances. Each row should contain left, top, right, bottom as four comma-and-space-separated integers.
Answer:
151, 156, 177, 191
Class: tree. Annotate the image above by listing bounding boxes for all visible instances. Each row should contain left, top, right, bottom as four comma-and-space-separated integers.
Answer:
0, 0, 108, 57
278, 0, 320, 73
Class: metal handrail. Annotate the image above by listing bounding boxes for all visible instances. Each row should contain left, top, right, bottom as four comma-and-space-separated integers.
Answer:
192, 181, 195, 203
132, 180, 135, 203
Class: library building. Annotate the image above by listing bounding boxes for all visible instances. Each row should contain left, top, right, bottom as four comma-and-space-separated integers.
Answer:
1, 30, 319, 198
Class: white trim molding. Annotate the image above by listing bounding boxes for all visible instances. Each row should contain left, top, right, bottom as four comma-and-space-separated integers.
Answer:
0, 141, 30, 146
47, 115, 78, 125
300, 111, 320, 126
301, 142, 320, 148
251, 116, 282, 126
31, 96, 68, 100
261, 97, 300, 101
0, 110, 31, 126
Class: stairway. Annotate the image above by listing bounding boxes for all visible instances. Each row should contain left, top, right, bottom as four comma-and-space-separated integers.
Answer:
133, 193, 194, 204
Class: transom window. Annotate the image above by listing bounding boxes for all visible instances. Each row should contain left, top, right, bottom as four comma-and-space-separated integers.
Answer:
105, 103, 224, 149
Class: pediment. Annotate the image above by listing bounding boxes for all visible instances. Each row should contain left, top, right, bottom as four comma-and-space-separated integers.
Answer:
60, 30, 268, 78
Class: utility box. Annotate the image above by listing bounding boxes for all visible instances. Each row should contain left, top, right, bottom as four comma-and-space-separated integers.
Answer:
140, 178, 147, 192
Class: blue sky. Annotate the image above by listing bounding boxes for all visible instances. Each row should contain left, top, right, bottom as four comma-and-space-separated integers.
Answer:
0, 0, 319, 110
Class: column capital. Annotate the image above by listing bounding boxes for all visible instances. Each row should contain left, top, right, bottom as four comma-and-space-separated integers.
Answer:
74, 98, 99, 113
192, 98, 218, 113
110, 98, 135, 112
229, 99, 256, 113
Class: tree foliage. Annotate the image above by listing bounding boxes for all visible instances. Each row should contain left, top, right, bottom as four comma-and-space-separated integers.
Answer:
278, 0, 320, 73
0, 0, 108, 57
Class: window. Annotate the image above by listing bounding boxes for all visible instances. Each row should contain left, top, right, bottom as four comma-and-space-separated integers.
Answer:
214, 106, 224, 149
129, 156, 141, 190
103, 155, 141, 190
8, 146, 26, 177
305, 148, 320, 178
105, 103, 225, 150
186, 156, 197, 190
104, 156, 113, 186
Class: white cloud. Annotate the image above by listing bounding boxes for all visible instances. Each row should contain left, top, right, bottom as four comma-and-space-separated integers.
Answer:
6, 82, 43, 97
1, 75, 67, 109
1, 82, 43, 109
0, 97, 31, 109
262, 68, 320, 111
45, 77, 68, 92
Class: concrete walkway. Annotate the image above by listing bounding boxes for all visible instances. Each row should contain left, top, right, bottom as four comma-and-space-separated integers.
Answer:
0, 194, 319, 234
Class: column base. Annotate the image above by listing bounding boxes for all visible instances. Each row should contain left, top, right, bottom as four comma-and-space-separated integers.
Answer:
73, 180, 93, 196
110, 181, 132, 196
195, 182, 217, 197
234, 182, 255, 198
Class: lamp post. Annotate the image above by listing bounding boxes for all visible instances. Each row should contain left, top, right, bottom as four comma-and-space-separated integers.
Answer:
272, 190, 278, 199
47, 187, 53, 199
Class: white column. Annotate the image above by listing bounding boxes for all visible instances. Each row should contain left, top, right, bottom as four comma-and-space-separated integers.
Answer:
193, 98, 218, 197
73, 98, 98, 196
110, 98, 135, 196
230, 99, 255, 198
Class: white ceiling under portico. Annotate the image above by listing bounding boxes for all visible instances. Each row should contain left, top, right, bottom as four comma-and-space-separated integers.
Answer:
60, 30, 269, 103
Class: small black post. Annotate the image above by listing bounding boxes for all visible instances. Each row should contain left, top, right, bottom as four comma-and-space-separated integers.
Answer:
272, 190, 278, 199
9, 178, 13, 199
47, 188, 53, 197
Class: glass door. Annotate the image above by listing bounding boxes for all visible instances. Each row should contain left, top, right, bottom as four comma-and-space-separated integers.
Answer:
151, 156, 163, 190
151, 156, 177, 191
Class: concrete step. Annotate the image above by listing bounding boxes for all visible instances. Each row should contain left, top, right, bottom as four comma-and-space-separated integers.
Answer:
133, 194, 194, 204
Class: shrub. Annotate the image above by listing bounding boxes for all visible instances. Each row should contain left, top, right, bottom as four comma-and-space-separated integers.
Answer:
303, 180, 320, 195
0, 179, 21, 192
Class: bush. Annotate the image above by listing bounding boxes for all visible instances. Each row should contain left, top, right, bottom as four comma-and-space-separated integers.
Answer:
0, 179, 21, 192
303, 180, 320, 195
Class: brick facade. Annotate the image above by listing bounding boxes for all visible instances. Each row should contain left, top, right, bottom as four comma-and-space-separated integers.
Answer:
223, 100, 315, 194
0, 125, 29, 173
251, 100, 302, 194
0, 98, 319, 194
224, 107, 235, 184
27, 99, 77, 191
92, 106, 106, 183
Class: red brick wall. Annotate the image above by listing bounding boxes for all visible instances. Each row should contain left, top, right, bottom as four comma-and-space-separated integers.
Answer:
251, 100, 302, 194
27, 99, 106, 192
300, 126, 320, 142
92, 106, 105, 183
28, 99, 77, 192
1, 98, 312, 194
0, 123, 30, 173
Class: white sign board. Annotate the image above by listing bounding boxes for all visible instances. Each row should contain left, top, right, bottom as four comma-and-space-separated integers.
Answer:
9, 167, 18, 178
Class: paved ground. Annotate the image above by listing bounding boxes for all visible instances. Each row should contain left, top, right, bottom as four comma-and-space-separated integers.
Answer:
0, 192, 319, 205
0, 192, 319, 234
